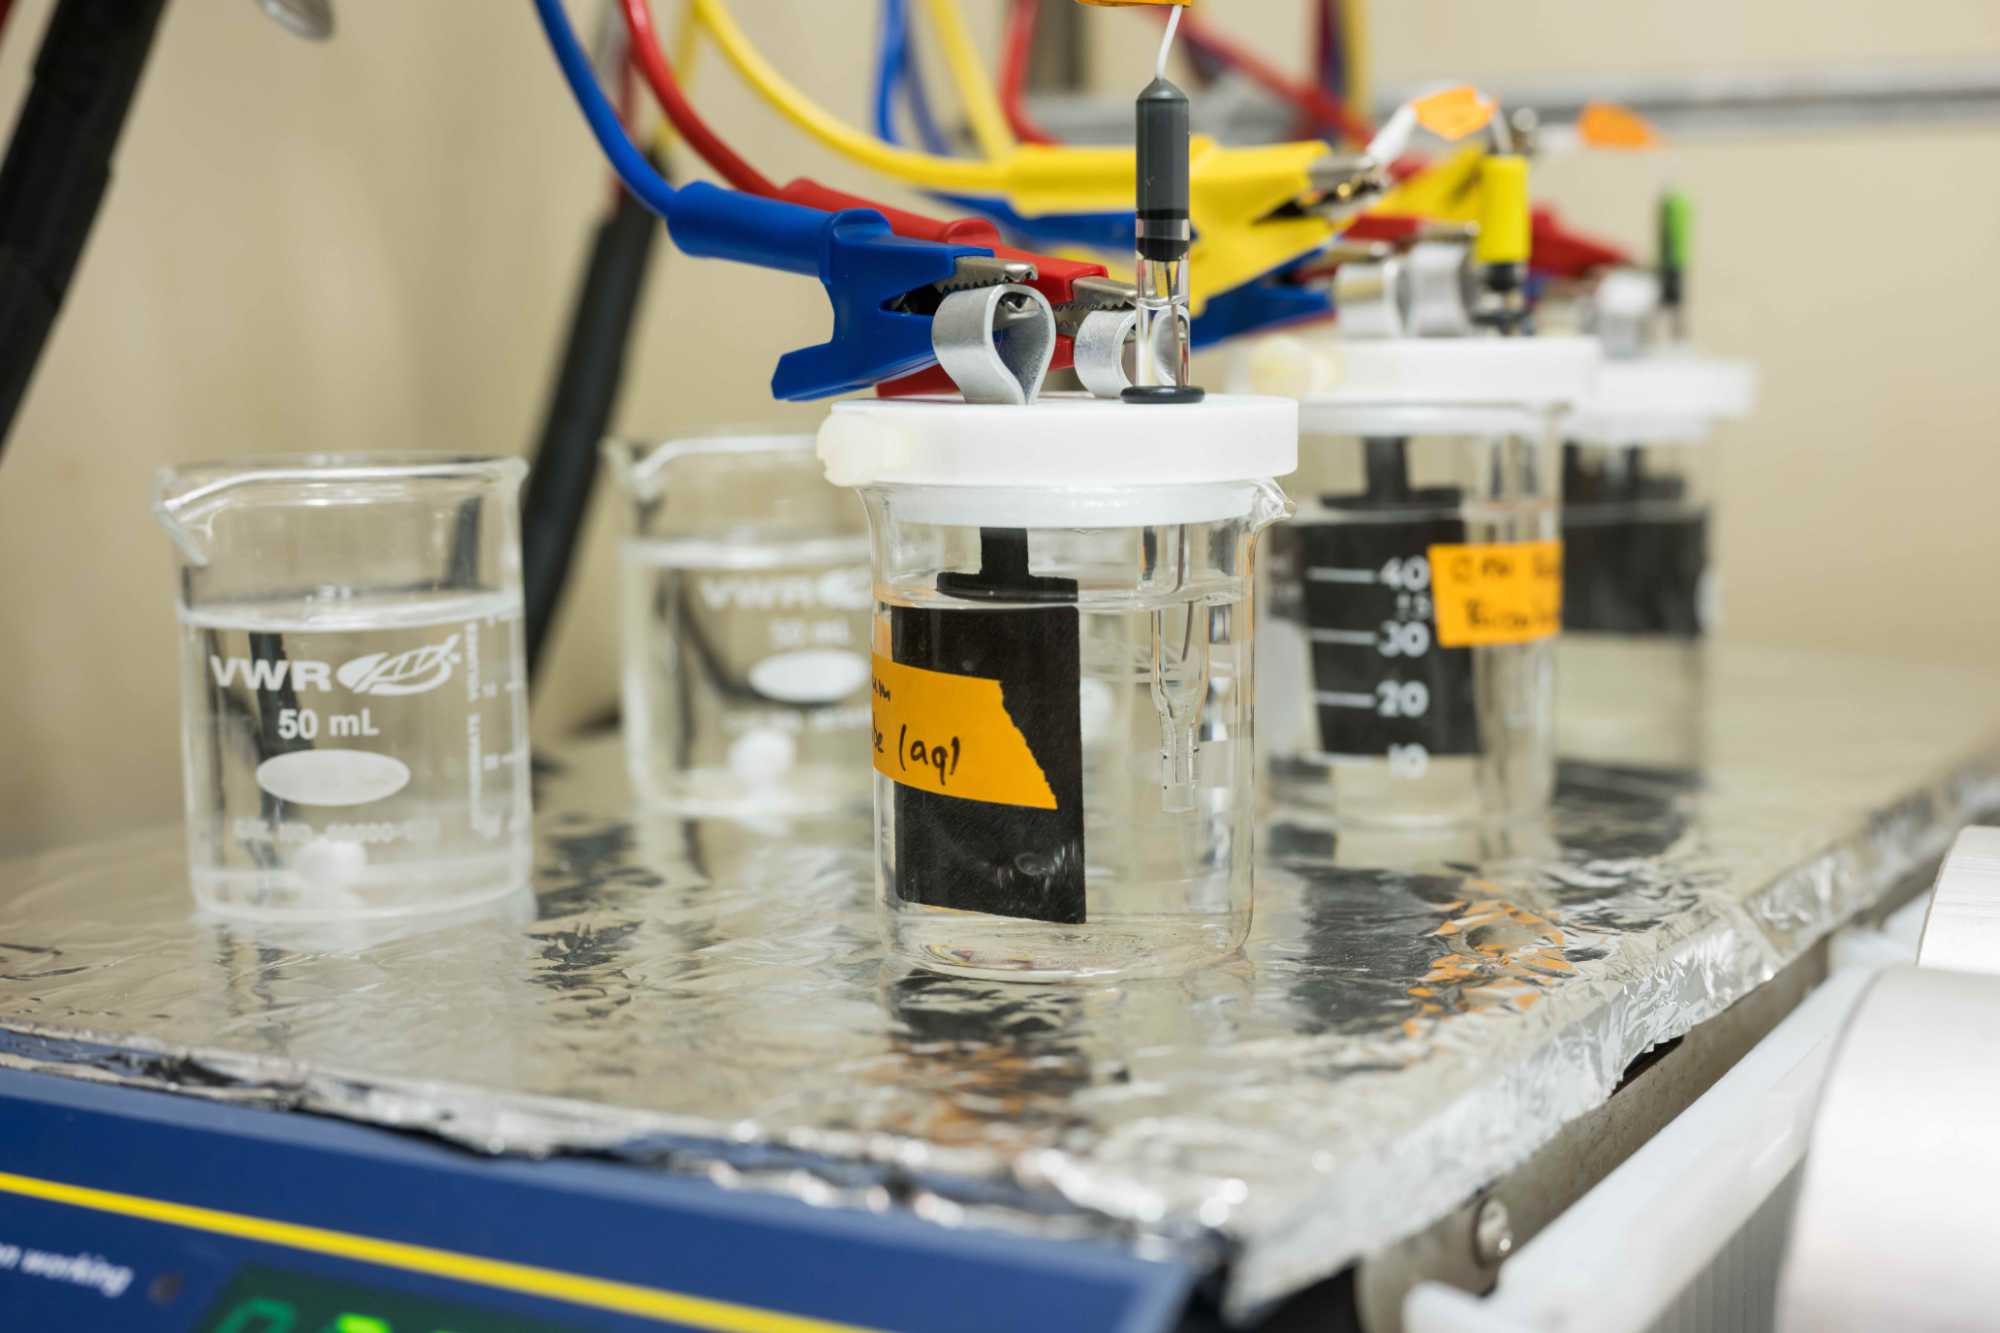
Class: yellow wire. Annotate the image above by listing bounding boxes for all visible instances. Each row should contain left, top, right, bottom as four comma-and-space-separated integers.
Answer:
687, 0, 1007, 192
673, 0, 701, 77
919, 0, 1016, 159
1340, 0, 1370, 129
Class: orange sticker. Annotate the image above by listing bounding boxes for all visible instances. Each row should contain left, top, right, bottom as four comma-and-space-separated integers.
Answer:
1413, 86, 1496, 143
871, 654, 1058, 809
1578, 101, 1659, 150
1427, 540, 1563, 648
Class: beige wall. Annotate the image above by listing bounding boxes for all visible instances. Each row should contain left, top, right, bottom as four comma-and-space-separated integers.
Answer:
2, 1, 1996, 854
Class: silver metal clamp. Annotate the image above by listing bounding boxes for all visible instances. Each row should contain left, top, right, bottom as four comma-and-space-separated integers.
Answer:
931, 284, 1057, 406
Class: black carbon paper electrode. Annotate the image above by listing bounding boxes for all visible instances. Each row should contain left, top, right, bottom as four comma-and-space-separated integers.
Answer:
1562, 445, 1709, 635
890, 529, 1086, 925
1285, 440, 1479, 759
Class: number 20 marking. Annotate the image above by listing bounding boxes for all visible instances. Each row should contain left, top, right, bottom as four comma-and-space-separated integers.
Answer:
1375, 680, 1430, 718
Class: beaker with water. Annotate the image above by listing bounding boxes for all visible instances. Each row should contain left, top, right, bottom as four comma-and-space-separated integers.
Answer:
155, 454, 532, 919
1253, 338, 1596, 826
607, 430, 873, 814
819, 395, 1296, 981
1558, 355, 1755, 772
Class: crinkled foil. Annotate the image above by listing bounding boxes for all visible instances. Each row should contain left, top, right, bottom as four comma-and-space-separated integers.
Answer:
3, 646, 1997, 1322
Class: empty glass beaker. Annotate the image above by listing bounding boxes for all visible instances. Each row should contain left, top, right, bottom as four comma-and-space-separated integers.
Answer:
155, 454, 532, 919
819, 395, 1297, 981
1558, 355, 1754, 772
1254, 337, 1597, 826
607, 429, 873, 814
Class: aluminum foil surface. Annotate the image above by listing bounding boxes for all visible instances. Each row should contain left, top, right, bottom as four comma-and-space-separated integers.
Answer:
3, 646, 1997, 1321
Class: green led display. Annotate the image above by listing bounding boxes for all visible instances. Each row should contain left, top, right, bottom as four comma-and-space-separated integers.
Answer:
196, 1264, 585, 1333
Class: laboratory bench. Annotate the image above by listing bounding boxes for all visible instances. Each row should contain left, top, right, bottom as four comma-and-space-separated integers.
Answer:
1, 645, 1993, 1332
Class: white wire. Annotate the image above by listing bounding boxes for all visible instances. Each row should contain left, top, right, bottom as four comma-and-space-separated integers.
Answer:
1156, 4, 1183, 81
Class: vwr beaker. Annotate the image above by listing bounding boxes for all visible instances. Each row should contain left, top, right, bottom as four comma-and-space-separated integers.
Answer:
818, 395, 1297, 981
607, 430, 873, 814
1558, 355, 1755, 772
154, 454, 532, 919
1250, 337, 1597, 825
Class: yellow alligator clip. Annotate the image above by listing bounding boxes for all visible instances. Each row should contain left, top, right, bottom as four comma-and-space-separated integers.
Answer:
1474, 154, 1530, 267
1367, 145, 1531, 270
1004, 137, 1345, 314
1372, 145, 1488, 225
1184, 138, 1341, 313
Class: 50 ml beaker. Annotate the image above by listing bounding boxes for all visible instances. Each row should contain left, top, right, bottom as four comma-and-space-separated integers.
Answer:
155, 454, 532, 919
607, 430, 873, 814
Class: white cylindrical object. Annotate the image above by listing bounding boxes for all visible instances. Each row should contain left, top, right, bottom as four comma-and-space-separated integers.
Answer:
1916, 825, 2000, 973
1777, 964, 2000, 1332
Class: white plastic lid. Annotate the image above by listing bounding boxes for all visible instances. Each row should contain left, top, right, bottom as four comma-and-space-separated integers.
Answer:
1567, 354, 1759, 445
1240, 335, 1600, 432
818, 393, 1298, 528
819, 393, 1297, 487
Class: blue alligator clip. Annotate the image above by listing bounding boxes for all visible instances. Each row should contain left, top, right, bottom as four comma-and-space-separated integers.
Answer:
536, 0, 995, 400
1191, 263, 1334, 350
667, 183, 991, 400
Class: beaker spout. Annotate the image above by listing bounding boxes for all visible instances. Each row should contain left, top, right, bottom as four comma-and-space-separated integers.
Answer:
152, 469, 228, 566
1247, 478, 1296, 533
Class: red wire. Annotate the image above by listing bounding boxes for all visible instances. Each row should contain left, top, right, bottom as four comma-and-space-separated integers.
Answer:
1003, 2, 1374, 151
0, 0, 15, 44
999, 0, 1058, 145
619, 0, 778, 196
1173, 8, 1374, 147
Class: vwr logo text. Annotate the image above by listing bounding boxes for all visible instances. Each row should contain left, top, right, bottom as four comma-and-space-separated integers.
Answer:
208, 635, 463, 697
698, 568, 870, 613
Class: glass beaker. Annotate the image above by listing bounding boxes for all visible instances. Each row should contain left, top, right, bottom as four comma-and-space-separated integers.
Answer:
606, 430, 873, 815
1557, 355, 1752, 774
820, 394, 1297, 982
154, 453, 532, 919
1262, 403, 1562, 826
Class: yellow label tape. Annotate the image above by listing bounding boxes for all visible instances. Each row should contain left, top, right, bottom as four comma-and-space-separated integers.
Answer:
1412, 85, 1496, 143
1427, 540, 1563, 648
1578, 101, 1660, 150
871, 654, 1057, 809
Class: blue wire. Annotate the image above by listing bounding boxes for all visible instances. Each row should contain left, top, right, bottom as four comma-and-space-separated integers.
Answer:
872, 0, 906, 145
898, 16, 954, 154
533, 0, 678, 221
873, 0, 952, 154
